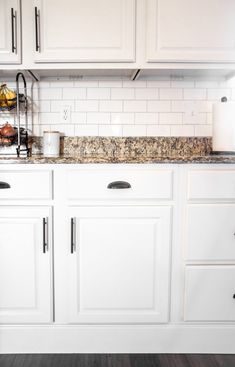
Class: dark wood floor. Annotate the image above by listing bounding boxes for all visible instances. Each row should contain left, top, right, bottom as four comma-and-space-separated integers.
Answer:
0, 354, 235, 367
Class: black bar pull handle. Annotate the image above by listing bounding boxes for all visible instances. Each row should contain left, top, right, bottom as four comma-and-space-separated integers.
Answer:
35, 7, 40, 52
71, 218, 76, 254
11, 8, 16, 53
0, 181, 11, 189
43, 217, 48, 253
107, 181, 131, 189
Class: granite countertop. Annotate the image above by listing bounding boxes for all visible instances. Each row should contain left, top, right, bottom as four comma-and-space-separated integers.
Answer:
0, 137, 234, 164
0, 154, 235, 164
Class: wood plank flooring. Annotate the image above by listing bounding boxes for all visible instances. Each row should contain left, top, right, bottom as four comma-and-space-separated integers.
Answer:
0, 354, 235, 367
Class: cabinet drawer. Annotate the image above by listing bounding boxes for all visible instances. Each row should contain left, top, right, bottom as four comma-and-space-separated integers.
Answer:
184, 266, 235, 322
188, 170, 235, 200
186, 205, 235, 261
67, 168, 173, 200
0, 170, 52, 200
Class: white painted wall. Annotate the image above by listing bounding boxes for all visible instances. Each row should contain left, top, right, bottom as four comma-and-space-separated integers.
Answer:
1, 76, 235, 137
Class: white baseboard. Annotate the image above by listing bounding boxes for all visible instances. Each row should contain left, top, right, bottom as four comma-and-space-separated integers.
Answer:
0, 324, 235, 354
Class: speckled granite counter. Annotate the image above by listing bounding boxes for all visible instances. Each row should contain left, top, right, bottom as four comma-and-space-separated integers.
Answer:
1, 136, 235, 164
1, 154, 235, 164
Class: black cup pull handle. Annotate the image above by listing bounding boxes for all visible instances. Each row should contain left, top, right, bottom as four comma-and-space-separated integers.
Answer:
0, 181, 11, 189
107, 181, 131, 189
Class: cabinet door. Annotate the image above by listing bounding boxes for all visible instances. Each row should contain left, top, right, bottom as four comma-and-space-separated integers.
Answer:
0, 0, 21, 64
67, 206, 171, 324
184, 266, 235, 321
147, 0, 235, 62
33, 0, 135, 63
186, 205, 235, 261
0, 207, 52, 323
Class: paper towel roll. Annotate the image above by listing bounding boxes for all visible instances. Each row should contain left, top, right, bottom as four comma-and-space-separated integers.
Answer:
213, 101, 235, 152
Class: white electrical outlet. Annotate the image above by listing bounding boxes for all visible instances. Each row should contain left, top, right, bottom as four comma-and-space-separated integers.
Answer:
60, 105, 71, 123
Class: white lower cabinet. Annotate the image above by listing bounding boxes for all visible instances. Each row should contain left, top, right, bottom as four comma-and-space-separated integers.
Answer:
67, 205, 172, 324
184, 266, 235, 322
2, 164, 235, 352
184, 167, 235, 325
0, 206, 52, 324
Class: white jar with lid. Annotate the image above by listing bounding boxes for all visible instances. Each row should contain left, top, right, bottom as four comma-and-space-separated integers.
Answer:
43, 131, 60, 157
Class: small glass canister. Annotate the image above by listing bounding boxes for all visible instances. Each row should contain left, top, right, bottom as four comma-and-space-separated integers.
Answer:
43, 131, 60, 157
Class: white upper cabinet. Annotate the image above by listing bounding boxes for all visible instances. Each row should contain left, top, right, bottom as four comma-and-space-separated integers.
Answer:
0, 0, 21, 64
33, 0, 136, 63
146, 0, 235, 62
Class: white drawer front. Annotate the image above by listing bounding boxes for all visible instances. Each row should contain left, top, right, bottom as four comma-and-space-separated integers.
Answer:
184, 266, 235, 322
186, 205, 235, 261
0, 171, 52, 200
188, 170, 235, 200
67, 169, 173, 200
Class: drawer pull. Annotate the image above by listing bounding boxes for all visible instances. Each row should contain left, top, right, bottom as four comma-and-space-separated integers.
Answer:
0, 181, 11, 189
43, 217, 48, 253
233, 294, 235, 299
107, 181, 131, 189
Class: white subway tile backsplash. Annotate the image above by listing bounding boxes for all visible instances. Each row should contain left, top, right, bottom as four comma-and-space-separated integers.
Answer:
111, 113, 134, 125
75, 124, 99, 136
135, 113, 158, 124
39, 112, 60, 124
195, 80, 219, 88
99, 81, 122, 88
32, 77, 234, 137
87, 112, 110, 124
37, 101, 51, 113
146, 80, 170, 88
111, 88, 134, 100
146, 125, 171, 137
100, 100, 123, 112
74, 81, 98, 87
71, 112, 87, 124
231, 89, 235, 100
160, 88, 183, 100
159, 113, 182, 125
75, 100, 99, 112
40, 88, 62, 100
122, 81, 146, 88
51, 100, 74, 112
170, 125, 194, 136
99, 125, 123, 136
184, 88, 206, 100
195, 125, 212, 136
123, 125, 146, 137
147, 100, 171, 112
171, 79, 194, 88
123, 100, 147, 112
183, 111, 207, 125
172, 100, 212, 113
135, 88, 158, 100
87, 88, 110, 100
63, 88, 86, 100
207, 89, 231, 101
